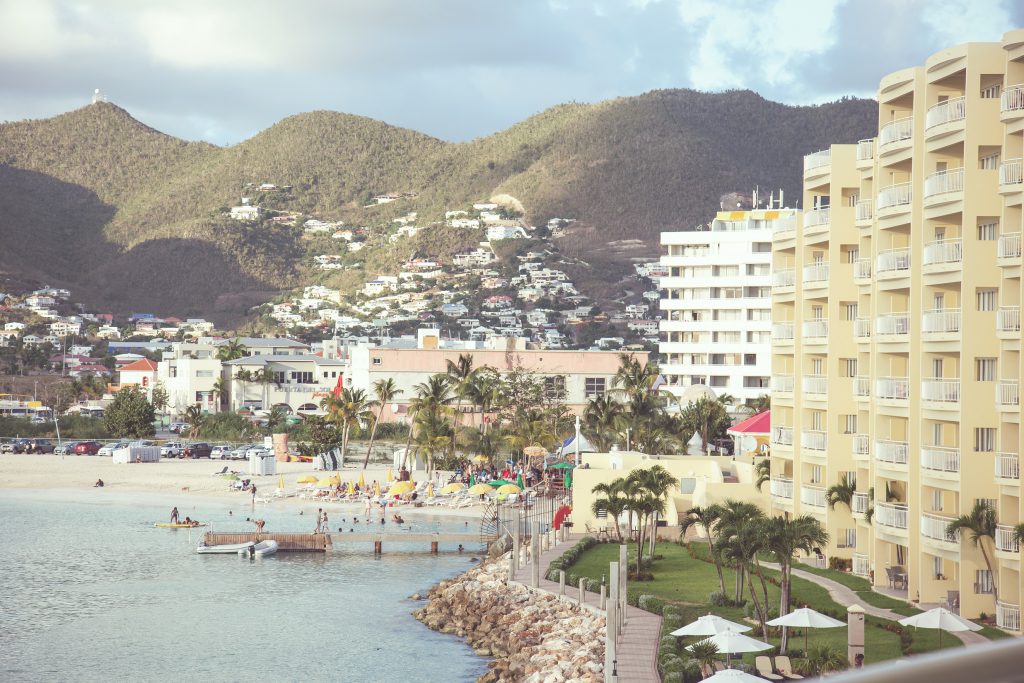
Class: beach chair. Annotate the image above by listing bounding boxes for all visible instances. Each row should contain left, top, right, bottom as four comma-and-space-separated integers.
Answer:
755, 656, 784, 681
775, 656, 803, 679
212, 466, 229, 475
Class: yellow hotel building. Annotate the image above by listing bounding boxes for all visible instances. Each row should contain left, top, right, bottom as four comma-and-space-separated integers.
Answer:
771, 29, 1024, 630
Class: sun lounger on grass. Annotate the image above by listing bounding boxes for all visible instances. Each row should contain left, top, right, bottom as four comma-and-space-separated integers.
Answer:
775, 656, 803, 679
755, 656, 784, 681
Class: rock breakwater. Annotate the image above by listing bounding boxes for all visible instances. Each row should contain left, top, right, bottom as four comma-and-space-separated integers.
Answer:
414, 557, 605, 682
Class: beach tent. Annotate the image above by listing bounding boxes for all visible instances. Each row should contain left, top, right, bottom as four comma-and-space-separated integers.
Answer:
556, 433, 596, 457
392, 447, 426, 471
727, 410, 771, 458
112, 445, 160, 464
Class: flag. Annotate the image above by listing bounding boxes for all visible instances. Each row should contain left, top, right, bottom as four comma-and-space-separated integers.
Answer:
331, 372, 344, 397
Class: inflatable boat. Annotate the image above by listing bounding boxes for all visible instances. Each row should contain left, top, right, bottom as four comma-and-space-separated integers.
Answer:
239, 540, 278, 558
197, 541, 255, 554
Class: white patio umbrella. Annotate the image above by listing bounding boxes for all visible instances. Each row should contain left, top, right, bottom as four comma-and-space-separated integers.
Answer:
898, 606, 982, 647
767, 606, 845, 652
700, 668, 764, 683
688, 627, 773, 666
671, 613, 752, 637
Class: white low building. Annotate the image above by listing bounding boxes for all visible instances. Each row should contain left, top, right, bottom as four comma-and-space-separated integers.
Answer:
223, 354, 346, 414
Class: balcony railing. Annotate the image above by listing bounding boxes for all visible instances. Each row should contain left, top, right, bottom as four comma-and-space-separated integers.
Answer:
854, 376, 871, 398
852, 552, 870, 577
998, 233, 1022, 259
1001, 84, 1024, 114
853, 492, 870, 515
921, 446, 960, 474
802, 319, 828, 339
801, 485, 827, 508
996, 525, 1020, 553
854, 317, 872, 339
925, 96, 966, 129
1000, 158, 1023, 187
877, 248, 910, 274
802, 429, 827, 451
997, 602, 1021, 631
771, 374, 794, 393
804, 149, 832, 172
855, 199, 873, 221
875, 439, 909, 465
875, 313, 910, 336
854, 258, 872, 280
876, 376, 910, 401
996, 453, 1020, 480
802, 375, 827, 395
856, 138, 874, 161
803, 263, 830, 283
853, 433, 870, 459
773, 215, 798, 234
804, 207, 831, 228
921, 309, 960, 335
997, 381, 1020, 407
773, 426, 793, 446
924, 168, 965, 198
875, 502, 909, 530
997, 307, 1020, 333
770, 478, 794, 499
771, 269, 795, 288
879, 117, 913, 147
922, 238, 962, 266
921, 378, 960, 403
877, 182, 913, 211
921, 513, 960, 545
772, 322, 795, 340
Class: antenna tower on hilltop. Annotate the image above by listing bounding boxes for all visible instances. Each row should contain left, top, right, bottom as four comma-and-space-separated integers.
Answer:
91, 89, 107, 105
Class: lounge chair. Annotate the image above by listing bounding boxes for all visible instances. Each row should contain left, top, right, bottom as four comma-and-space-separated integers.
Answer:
212, 466, 229, 475
755, 656, 784, 681
775, 656, 803, 679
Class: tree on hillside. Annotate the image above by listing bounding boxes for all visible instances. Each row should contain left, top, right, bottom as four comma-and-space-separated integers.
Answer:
104, 386, 156, 438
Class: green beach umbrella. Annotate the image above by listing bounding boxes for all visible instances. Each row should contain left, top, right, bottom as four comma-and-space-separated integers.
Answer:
488, 478, 514, 487
469, 474, 476, 486
564, 471, 572, 489
516, 473, 525, 489
551, 461, 574, 469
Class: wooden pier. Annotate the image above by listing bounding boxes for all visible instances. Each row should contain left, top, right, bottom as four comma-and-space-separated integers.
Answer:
327, 532, 484, 554
202, 531, 486, 554
202, 531, 330, 552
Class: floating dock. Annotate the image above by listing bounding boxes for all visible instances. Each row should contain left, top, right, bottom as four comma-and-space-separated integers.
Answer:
202, 531, 486, 554
202, 532, 330, 552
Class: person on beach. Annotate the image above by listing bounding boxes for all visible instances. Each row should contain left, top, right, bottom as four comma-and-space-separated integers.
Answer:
315, 508, 323, 533
250, 484, 257, 503
392, 513, 404, 524
170, 507, 179, 524
364, 496, 372, 517
321, 510, 329, 531
94, 479, 104, 488
251, 519, 265, 534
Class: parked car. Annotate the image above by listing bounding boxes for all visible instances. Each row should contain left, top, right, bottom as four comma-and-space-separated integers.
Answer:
160, 441, 184, 458
73, 441, 102, 456
0, 440, 16, 454
211, 444, 233, 460
245, 445, 269, 460
183, 442, 212, 459
98, 441, 129, 457
3, 438, 30, 453
54, 441, 79, 456
229, 444, 254, 461
18, 439, 55, 454
168, 423, 189, 434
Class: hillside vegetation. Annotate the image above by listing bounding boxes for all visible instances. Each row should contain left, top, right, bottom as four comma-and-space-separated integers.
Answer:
0, 92, 877, 321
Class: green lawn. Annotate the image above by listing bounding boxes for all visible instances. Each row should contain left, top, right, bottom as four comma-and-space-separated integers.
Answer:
569, 542, 967, 667
791, 564, 922, 616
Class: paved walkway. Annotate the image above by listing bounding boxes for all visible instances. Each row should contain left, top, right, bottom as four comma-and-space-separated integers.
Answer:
764, 562, 987, 646
512, 533, 662, 683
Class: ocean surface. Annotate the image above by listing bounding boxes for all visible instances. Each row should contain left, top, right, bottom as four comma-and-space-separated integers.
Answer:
0, 490, 488, 683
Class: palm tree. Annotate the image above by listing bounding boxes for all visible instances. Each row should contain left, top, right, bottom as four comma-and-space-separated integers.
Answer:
716, 500, 766, 604
721, 520, 771, 638
826, 475, 856, 511
1012, 522, 1024, 548
184, 404, 204, 439
750, 393, 771, 414
252, 367, 277, 413
801, 644, 848, 676
363, 378, 402, 469
413, 407, 455, 476
404, 375, 454, 470
590, 478, 630, 542
680, 505, 727, 595
233, 368, 254, 410
628, 465, 678, 556
505, 408, 558, 455
686, 640, 720, 679
464, 368, 500, 431
946, 500, 999, 602
764, 515, 829, 652
445, 352, 476, 428
626, 487, 665, 577
679, 396, 730, 453
210, 376, 228, 413
320, 387, 372, 465
581, 394, 624, 452
216, 338, 246, 362
754, 458, 771, 492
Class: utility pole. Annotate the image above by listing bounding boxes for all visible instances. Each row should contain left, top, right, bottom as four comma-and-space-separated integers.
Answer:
574, 413, 581, 466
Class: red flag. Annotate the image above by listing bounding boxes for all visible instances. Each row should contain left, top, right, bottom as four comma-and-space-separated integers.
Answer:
331, 372, 344, 397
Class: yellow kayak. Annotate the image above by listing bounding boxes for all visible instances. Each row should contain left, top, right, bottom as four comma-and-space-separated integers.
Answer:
154, 523, 206, 528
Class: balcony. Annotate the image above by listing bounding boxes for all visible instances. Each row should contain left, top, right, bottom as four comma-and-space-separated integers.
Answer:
853, 433, 870, 460
802, 429, 827, 451
876, 248, 910, 276
771, 322, 795, 342
853, 492, 870, 515
771, 269, 795, 289
855, 199, 873, 223
802, 319, 828, 340
854, 317, 872, 339
854, 376, 871, 399
879, 117, 913, 148
802, 375, 827, 396
803, 207, 831, 233
925, 96, 966, 130
875, 313, 910, 338
877, 182, 913, 212
771, 374, 794, 393
875, 502, 909, 531
802, 263, 829, 285
800, 485, 827, 509
997, 602, 1021, 632
852, 552, 870, 577
856, 138, 874, 162
773, 215, 798, 235
921, 446, 960, 474
921, 513, 960, 546
876, 376, 910, 401
997, 381, 1020, 408
853, 258, 872, 282
804, 149, 831, 174
773, 426, 793, 447
996, 525, 1020, 554
997, 307, 1020, 335
923, 168, 964, 200
875, 439, 909, 466
1000, 158, 1023, 189
922, 239, 962, 267
921, 308, 961, 336
770, 478, 794, 500
1002, 84, 1024, 117
997, 233, 1022, 260
921, 378, 960, 404
995, 453, 1020, 481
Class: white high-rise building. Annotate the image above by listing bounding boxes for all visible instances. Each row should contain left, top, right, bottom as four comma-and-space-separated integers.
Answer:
659, 209, 798, 413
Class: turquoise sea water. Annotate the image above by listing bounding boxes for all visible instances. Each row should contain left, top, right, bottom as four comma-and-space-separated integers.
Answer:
0, 490, 487, 683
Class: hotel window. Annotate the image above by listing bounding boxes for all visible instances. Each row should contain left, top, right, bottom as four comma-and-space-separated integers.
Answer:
372, 358, 382, 365
974, 428, 995, 452
809, 465, 822, 484
543, 375, 566, 400
274, 371, 287, 384
841, 414, 857, 434
976, 358, 996, 382
196, 370, 213, 378
931, 490, 943, 512
841, 358, 857, 377
978, 221, 998, 241
979, 153, 1000, 170
843, 303, 858, 320
976, 497, 997, 510
980, 84, 1001, 99
843, 471, 857, 488
584, 377, 606, 398
837, 529, 856, 548
976, 288, 997, 312
933, 556, 944, 579
975, 570, 994, 594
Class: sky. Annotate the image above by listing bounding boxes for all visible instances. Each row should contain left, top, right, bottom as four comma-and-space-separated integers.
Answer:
0, 0, 1021, 145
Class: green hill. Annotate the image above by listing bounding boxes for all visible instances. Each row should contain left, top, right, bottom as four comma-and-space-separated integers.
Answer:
0, 92, 877, 322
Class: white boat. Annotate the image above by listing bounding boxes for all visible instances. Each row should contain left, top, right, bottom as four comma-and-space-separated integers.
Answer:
239, 540, 278, 558
197, 542, 255, 555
